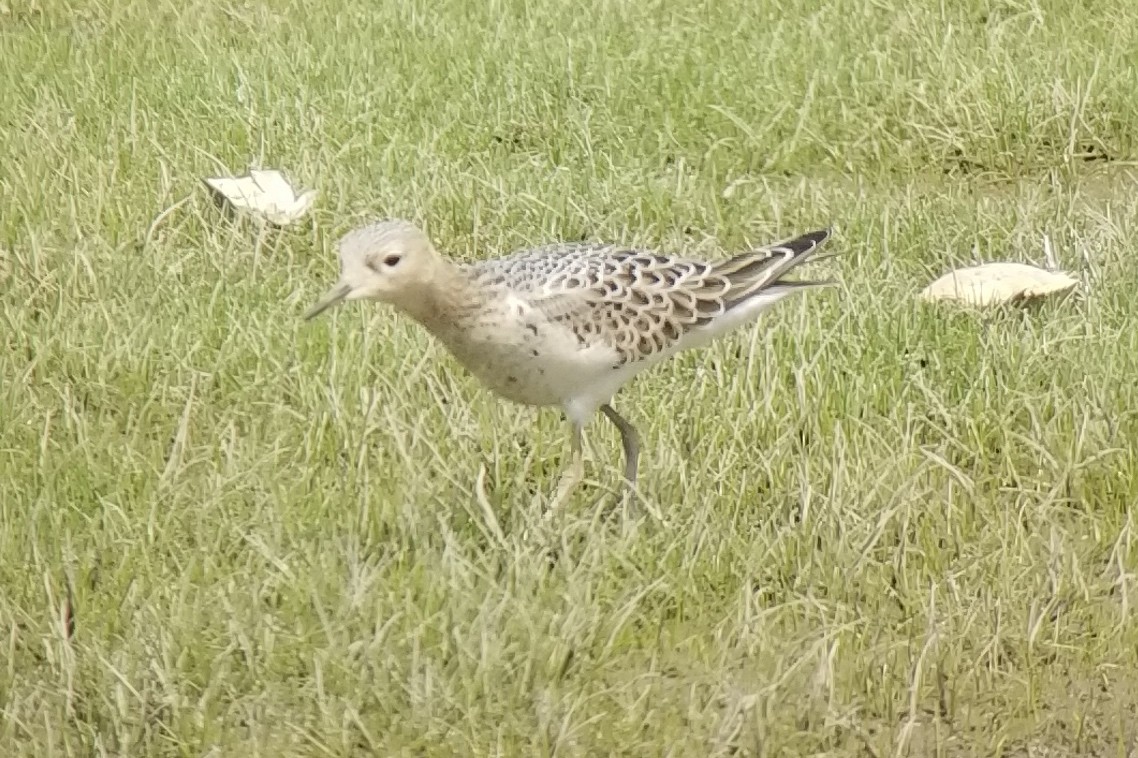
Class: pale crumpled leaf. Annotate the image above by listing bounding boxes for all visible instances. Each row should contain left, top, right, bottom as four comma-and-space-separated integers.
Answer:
203, 168, 316, 226
919, 262, 1079, 306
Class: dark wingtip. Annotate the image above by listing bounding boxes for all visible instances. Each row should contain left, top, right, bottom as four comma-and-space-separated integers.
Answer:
786, 227, 834, 255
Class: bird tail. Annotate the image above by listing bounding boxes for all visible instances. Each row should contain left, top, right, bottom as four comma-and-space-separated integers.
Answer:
712, 228, 835, 310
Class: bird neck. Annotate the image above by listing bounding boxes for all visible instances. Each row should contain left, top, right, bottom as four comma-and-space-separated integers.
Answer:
395, 262, 483, 334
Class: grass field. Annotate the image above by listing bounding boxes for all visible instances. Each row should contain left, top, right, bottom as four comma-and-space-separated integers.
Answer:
4, 0, 1138, 754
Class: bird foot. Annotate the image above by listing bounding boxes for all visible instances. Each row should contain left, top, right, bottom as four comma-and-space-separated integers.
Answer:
545, 456, 585, 514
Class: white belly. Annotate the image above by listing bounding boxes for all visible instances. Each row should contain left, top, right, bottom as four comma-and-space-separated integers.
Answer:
430, 298, 625, 411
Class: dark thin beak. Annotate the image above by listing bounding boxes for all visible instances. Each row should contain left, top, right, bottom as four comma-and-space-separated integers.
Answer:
304, 283, 351, 320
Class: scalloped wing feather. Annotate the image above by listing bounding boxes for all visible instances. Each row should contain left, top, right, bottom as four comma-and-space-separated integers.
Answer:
466, 230, 834, 366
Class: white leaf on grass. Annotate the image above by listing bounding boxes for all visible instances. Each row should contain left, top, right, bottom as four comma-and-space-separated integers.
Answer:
203, 168, 316, 226
919, 262, 1079, 307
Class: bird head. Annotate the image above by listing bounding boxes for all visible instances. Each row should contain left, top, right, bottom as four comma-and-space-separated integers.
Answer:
305, 219, 441, 320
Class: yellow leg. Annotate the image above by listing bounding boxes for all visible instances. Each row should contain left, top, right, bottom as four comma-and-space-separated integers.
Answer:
600, 403, 639, 488
548, 421, 584, 511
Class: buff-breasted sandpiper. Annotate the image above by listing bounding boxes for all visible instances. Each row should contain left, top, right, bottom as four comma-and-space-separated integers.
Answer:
305, 219, 835, 503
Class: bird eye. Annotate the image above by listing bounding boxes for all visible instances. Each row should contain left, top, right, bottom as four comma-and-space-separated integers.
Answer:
384, 255, 402, 267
